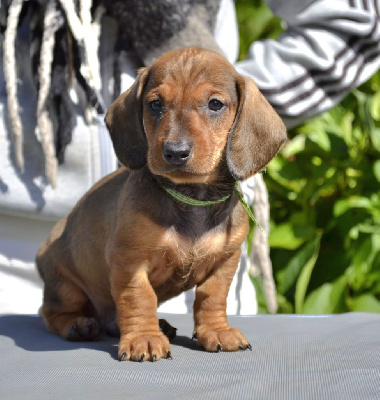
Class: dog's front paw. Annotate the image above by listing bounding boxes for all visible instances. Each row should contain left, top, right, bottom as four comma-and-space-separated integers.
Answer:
118, 332, 172, 362
194, 326, 251, 352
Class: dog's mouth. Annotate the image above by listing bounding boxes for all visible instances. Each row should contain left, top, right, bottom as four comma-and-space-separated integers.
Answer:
149, 160, 219, 184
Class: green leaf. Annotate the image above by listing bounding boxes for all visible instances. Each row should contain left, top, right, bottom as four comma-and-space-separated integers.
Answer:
328, 275, 348, 313
276, 293, 294, 314
270, 223, 305, 249
352, 234, 380, 271
374, 160, 380, 183
302, 284, 331, 314
277, 233, 321, 293
347, 234, 380, 292
294, 234, 321, 313
341, 111, 354, 145
281, 135, 306, 158
308, 130, 331, 152
302, 275, 347, 314
250, 275, 270, 314
266, 157, 307, 194
333, 196, 372, 218
369, 127, 380, 153
348, 294, 380, 313
371, 272, 380, 294
269, 212, 315, 250
370, 91, 380, 121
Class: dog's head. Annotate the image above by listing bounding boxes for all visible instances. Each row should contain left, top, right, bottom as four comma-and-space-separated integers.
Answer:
105, 47, 287, 184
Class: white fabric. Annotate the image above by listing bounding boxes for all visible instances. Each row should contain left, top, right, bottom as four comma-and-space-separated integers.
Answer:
0, 215, 55, 314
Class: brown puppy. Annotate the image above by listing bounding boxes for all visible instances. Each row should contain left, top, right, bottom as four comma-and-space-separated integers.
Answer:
36, 47, 286, 362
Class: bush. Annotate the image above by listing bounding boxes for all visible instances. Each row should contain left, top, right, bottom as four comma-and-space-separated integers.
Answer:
236, 0, 380, 314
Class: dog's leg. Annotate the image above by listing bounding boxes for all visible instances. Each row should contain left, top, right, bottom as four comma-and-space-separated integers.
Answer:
111, 268, 172, 362
193, 250, 250, 352
37, 221, 102, 341
39, 275, 101, 342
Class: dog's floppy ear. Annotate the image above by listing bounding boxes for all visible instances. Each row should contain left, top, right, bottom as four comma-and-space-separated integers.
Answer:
105, 68, 149, 169
227, 76, 287, 181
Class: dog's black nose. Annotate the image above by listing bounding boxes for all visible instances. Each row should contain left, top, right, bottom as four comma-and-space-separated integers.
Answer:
163, 141, 192, 166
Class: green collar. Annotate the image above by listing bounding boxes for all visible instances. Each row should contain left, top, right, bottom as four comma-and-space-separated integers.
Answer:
160, 181, 263, 231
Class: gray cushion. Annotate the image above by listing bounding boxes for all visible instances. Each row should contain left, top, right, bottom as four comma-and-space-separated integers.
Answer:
1, 313, 379, 399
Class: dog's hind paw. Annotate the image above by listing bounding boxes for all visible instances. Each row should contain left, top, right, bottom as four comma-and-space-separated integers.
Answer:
159, 318, 177, 341
66, 317, 102, 341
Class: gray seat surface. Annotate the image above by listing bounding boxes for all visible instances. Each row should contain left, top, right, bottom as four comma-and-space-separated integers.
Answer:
0, 313, 379, 399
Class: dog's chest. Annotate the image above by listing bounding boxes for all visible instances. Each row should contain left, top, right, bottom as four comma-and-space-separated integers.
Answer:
149, 225, 233, 291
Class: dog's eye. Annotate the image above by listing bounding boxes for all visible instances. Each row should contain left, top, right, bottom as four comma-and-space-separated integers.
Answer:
149, 99, 163, 112
208, 99, 225, 112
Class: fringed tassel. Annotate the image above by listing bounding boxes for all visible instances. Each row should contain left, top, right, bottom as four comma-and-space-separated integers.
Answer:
90, 4, 105, 92
29, 0, 44, 88
251, 174, 278, 314
80, 0, 104, 91
51, 24, 74, 164
36, 0, 64, 188
72, 36, 104, 113
4, 0, 106, 187
3, 0, 26, 171
62, 0, 104, 115
113, 33, 123, 100
58, 0, 83, 41
79, 0, 104, 121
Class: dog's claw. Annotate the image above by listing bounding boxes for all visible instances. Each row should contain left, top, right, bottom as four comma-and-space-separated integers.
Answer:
119, 352, 127, 361
216, 344, 222, 353
191, 334, 197, 341
152, 354, 157, 362
239, 345, 245, 350
68, 322, 79, 340
140, 354, 145, 362
247, 343, 252, 351
166, 351, 172, 360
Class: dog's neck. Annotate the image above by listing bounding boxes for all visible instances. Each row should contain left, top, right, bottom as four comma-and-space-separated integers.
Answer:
152, 170, 236, 204
145, 167, 263, 231
147, 169, 237, 238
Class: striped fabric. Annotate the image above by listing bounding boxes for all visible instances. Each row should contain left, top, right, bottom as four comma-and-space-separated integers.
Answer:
237, 0, 380, 128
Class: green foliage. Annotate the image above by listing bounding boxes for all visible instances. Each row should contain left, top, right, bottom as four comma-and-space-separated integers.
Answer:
236, 0, 380, 314
265, 71, 380, 315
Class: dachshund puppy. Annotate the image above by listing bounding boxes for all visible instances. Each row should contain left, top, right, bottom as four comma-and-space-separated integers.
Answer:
36, 47, 286, 362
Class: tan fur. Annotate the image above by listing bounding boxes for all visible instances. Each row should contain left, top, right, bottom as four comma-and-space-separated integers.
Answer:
37, 47, 287, 362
